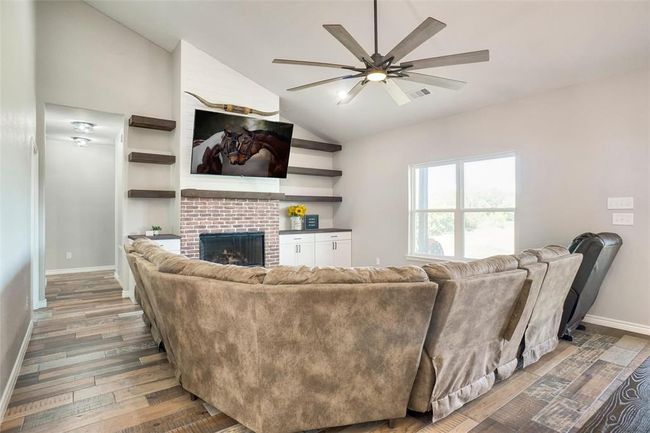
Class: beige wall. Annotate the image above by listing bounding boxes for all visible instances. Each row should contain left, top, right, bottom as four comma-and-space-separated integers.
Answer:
0, 0, 36, 412
335, 68, 650, 330
45, 139, 116, 271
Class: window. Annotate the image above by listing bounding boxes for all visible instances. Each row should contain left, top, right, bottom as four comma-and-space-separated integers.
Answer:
409, 154, 516, 259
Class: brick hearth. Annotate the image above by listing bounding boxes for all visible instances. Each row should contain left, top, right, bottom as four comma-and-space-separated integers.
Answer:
180, 197, 279, 266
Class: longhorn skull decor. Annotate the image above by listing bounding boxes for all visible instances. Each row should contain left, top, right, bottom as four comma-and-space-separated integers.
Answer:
185, 92, 280, 117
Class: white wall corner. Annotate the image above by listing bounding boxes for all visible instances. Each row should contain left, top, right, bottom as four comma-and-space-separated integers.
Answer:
0, 320, 34, 423
114, 271, 134, 303
33, 298, 47, 310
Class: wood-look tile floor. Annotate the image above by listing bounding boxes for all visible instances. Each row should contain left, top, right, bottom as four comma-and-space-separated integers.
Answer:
2, 271, 649, 433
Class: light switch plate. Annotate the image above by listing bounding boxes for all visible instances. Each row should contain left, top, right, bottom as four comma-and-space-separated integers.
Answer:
612, 212, 634, 226
608, 197, 634, 210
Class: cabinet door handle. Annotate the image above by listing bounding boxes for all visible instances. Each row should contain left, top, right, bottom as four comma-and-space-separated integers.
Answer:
298, 244, 301, 253
334, 241, 337, 250
295, 245, 298, 253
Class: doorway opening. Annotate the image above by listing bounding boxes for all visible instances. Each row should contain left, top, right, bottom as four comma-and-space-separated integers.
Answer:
43, 104, 123, 279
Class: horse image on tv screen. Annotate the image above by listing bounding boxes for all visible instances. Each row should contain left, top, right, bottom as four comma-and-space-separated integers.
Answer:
190, 109, 293, 179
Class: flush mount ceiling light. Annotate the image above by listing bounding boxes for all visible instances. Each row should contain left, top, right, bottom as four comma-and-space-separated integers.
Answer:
273, 0, 489, 106
71, 121, 95, 133
71, 136, 91, 147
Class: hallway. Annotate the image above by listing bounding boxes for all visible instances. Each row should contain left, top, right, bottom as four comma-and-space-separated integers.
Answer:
0, 271, 238, 432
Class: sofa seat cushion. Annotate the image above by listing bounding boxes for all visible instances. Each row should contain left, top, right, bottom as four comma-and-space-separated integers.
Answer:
159, 257, 267, 284
263, 265, 429, 285
422, 255, 518, 283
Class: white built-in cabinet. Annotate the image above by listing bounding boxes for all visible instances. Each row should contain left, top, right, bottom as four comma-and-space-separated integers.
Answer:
279, 231, 352, 267
279, 233, 315, 266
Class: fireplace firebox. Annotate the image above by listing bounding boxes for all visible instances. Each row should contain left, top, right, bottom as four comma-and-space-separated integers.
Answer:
199, 232, 265, 266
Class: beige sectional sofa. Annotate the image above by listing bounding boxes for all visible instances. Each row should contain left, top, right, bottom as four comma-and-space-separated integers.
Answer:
126, 239, 439, 433
125, 239, 582, 433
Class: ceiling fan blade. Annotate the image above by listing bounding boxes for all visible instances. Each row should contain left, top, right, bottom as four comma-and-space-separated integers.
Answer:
397, 72, 466, 90
287, 74, 361, 92
401, 50, 490, 70
384, 17, 446, 64
383, 80, 411, 106
337, 80, 368, 105
323, 24, 372, 64
273, 59, 356, 70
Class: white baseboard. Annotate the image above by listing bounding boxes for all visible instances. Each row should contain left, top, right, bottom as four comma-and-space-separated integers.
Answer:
583, 314, 650, 336
46, 265, 115, 276
33, 298, 47, 310
0, 320, 33, 423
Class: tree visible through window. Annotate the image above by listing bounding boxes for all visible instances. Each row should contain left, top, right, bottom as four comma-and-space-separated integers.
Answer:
409, 154, 516, 259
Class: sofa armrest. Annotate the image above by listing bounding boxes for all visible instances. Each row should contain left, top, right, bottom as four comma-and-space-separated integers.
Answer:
502, 279, 533, 342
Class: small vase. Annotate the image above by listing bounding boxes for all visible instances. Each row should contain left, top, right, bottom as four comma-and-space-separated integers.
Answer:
153, 230, 160, 236
290, 216, 302, 230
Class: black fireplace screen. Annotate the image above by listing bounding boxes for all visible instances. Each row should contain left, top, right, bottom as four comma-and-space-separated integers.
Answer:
199, 232, 265, 266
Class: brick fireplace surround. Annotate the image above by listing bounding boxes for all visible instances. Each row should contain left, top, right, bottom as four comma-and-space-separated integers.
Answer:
180, 196, 280, 266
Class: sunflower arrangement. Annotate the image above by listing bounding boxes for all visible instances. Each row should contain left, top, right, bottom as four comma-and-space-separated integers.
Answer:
287, 204, 307, 218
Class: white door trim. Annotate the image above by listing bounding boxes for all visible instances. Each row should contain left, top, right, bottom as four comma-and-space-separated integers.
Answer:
30, 137, 43, 309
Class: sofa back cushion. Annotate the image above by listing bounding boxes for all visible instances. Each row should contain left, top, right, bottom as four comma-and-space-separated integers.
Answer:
131, 238, 180, 266
263, 265, 429, 285
409, 266, 528, 417
524, 245, 570, 262
422, 255, 518, 284
514, 251, 539, 267
520, 247, 582, 366
160, 257, 267, 285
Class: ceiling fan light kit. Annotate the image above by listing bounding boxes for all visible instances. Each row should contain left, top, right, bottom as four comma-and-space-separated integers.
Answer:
366, 69, 387, 82
273, 0, 489, 105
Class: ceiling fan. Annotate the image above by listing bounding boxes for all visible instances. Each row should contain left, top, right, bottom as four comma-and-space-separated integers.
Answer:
273, 0, 489, 106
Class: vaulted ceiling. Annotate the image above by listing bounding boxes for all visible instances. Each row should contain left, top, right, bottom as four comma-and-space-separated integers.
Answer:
86, 1, 649, 143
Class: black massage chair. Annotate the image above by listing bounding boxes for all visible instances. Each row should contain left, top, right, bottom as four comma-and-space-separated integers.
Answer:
559, 232, 623, 341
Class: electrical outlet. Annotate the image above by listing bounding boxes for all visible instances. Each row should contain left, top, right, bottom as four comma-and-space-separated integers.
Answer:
66, 252, 72, 259
375, 257, 381, 265
608, 197, 634, 210
612, 213, 634, 226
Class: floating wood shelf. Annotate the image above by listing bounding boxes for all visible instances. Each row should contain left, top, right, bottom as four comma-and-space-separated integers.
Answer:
180, 189, 285, 200
129, 115, 176, 131
282, 195, 343, 203
128, 234, 181, 240
287, 166, 342, 177
128, 189, 176, 198
291, 138, 341, 152
128, 152, 176, 165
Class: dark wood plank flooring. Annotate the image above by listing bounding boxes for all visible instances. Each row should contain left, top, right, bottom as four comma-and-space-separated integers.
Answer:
578, 355, 650, 432
1, 271, 649, 433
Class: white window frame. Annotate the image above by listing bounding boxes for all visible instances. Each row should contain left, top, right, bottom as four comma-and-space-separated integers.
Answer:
407, 152, 517, 261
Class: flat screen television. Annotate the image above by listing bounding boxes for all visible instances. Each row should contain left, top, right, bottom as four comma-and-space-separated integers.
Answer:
190, 109, 293, 179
